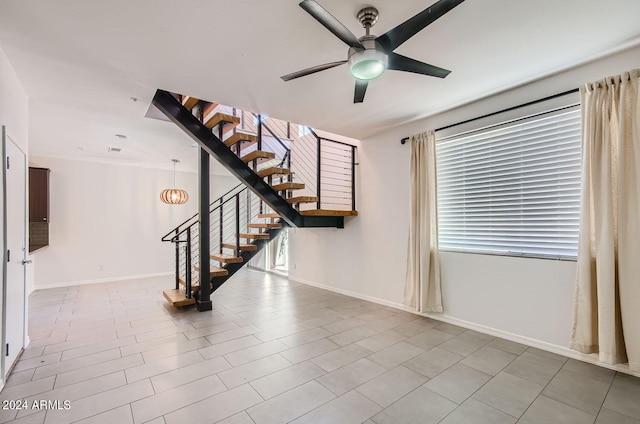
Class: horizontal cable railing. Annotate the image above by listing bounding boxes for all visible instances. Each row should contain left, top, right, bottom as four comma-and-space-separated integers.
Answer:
319, 138, 356, 210
244, 113, 357, 211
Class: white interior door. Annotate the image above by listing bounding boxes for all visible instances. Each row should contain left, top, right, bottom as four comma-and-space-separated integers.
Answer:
3, 128, 27, 376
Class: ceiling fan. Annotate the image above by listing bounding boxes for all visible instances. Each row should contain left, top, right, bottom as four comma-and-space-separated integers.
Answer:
281, 0, 465, 103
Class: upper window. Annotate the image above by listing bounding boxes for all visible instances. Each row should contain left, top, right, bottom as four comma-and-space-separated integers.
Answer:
435, 105, 581, 259
298, 125, 313, 137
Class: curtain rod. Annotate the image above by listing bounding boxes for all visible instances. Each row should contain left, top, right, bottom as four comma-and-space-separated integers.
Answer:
400, 87, 580, 145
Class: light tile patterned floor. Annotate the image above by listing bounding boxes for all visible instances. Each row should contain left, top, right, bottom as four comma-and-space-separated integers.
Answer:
1, 269, 639, 424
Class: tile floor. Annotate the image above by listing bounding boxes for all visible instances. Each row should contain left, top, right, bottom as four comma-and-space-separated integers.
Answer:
1, 269, 639, 424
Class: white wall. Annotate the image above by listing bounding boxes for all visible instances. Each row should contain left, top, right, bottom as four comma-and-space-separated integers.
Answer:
0, 48, 28, 153
0, 45, 29, 384
28, 156, 237, 289
0, 45, 29, 292
289, 45, 640, 365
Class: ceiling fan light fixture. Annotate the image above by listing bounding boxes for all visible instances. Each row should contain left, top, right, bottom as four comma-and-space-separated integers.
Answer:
349, 49, 388, 80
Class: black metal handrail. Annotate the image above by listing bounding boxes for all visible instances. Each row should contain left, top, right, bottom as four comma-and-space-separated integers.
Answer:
164, 185, 251, 243
260, 116, 291, 153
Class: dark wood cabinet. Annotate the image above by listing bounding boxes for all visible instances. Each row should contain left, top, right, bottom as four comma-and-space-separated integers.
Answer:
29, 167, 50, 252
29, 167, 50, 222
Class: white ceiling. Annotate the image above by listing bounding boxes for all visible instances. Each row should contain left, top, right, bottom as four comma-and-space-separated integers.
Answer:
1, 0, 639, 172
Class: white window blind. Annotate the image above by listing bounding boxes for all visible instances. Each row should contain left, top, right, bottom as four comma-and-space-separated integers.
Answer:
436, 106, 581, 259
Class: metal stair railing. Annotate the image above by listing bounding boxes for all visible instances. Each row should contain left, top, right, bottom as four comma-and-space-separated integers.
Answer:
161, 183, 277, 300
255, 114, 357, 212
170, 91, 358, 213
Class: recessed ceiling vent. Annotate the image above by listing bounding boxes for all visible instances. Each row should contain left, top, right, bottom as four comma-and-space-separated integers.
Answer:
108, 147, 122, 153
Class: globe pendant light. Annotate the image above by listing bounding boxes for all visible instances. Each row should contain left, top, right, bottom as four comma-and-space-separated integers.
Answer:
160, 159, 189, 204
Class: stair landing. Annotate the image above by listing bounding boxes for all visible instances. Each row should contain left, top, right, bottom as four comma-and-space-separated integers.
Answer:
300, 209, 358, 216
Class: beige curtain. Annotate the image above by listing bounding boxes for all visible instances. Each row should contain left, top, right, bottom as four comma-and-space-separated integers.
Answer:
570, 69, 640, 372
404, 130, 443, 313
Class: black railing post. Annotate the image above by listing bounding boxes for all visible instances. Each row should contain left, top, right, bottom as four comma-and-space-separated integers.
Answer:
186, 227, 192, 298
257, 114, 263, 150
316, 137, 322, 210
246, 189, 251, 226
219, 203, 224, 254
174, 228, 179, 290
197, 147, 212, 311
351, 145, 356, 211
255, 114, 262, 173
232, 108, 237, 135
235, 195, 241, 254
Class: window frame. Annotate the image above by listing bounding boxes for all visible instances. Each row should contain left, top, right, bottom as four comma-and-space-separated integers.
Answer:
434, 92, 581, 261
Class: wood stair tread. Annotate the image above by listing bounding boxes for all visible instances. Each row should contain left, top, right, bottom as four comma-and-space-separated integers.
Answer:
258, 167, 291, 177
300, 209, 359, 216
221, 243, 257, 251
241, 150, 276, 162
204, 112, 240, 131
193, 265, 229, 277
202, 102, 219, 117
210, 253, 243, 263
258, 213, 280, 218
181, 96, 199, 110
272, 182, 305, 191
163, 289, 196, 307
247, 223, 282, 229
224, 132, 258, 148
287, 196, 319, 204
239, 233, 271, 240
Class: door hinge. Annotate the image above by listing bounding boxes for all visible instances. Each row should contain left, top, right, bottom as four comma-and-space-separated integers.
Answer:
6, 156, 9, 170
5, 343, 8, 356
6, 250, 9, 262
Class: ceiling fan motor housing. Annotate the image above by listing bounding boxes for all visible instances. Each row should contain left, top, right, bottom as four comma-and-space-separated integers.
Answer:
348, 36, 385, 57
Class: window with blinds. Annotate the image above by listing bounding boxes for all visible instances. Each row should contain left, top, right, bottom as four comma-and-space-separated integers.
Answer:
435, 106, 581, 259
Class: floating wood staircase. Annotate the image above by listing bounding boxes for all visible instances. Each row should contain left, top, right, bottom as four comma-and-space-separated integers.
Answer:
158, 91, 358, 307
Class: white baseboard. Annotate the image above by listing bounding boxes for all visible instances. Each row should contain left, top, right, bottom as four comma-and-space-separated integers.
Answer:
289, 275, 640, 378
33, 272, 173, 290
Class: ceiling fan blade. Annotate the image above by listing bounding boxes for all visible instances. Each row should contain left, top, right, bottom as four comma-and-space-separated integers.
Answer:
299, 0, 364, 49
376, 0, 465, 52
354, 80, 368, 103
388, 53, 451, 78
281, 60, 347, 81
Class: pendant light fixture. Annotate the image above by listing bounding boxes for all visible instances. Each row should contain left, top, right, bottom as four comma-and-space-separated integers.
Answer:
160, 159, 189, 204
